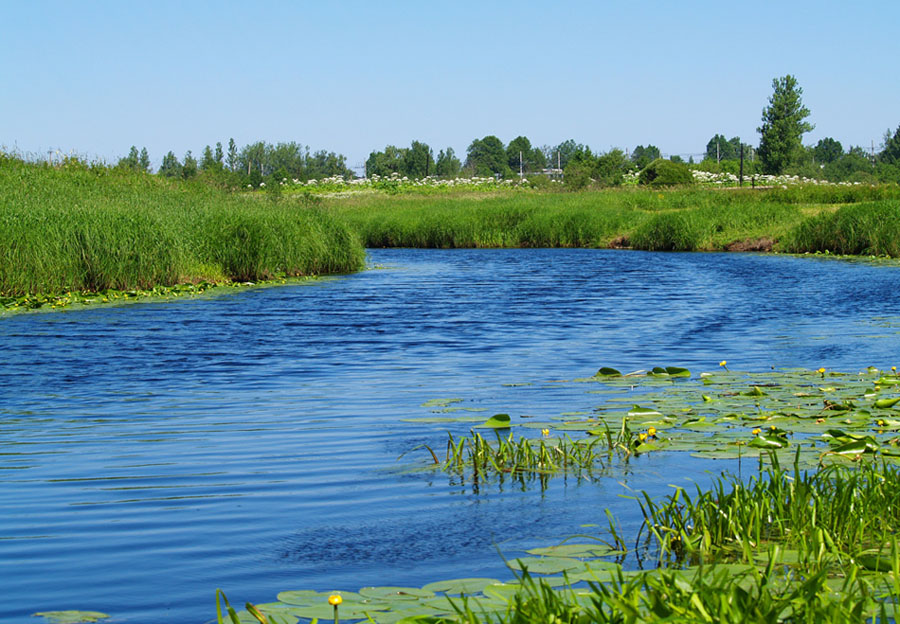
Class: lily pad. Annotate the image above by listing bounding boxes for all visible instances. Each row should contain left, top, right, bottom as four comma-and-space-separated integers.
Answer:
474, 414, 512, 429
32, 613, 109, 624
421, 578, 501, 595
525, 543, 621, 558
506, 556, 584, 574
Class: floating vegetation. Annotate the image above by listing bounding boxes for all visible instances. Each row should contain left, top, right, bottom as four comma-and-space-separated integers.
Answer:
218, 457, 900, 623
32, 612, 109, 624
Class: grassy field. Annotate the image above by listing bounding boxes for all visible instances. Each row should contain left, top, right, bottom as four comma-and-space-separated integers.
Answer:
0, 156, 365, 297
324, 184, 900, 254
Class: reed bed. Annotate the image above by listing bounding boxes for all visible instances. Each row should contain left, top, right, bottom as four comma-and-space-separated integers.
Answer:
328, 185, 899, 254
780, 200, 900, 256
0, 156, 365, 296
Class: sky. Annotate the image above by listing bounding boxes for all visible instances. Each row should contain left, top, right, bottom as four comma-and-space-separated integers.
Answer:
3, 0, 899, 173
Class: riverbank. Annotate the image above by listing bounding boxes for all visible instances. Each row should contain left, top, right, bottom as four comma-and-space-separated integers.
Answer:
4, 154, 900, 304
325, 184, 900, 254
0, 155, 365, 298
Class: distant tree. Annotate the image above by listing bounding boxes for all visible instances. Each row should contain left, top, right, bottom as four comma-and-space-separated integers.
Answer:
757, 74, 814, 175
182, 150, 198, 179
880, 125, 900, 164
307, 150, 350, 179
366, 145, 406, 177
506, 135, 546, 174
227, 138, 238, 172
138, 147, 151, 172
551, 139, 586, 170
240, 141, 269, 176
466, 135, 510, 177
215, 142, 224, 165
118, 145, 140, 170
269, 142, 307, 179
595, 148, 628, 186
670, 155, 684, 163
814, 137, 843, 164
404, 140, 433, 178
200, 145, 217, 172
705, 135, 742, 161
434, 148, 461, 178
631, 145, 660, 169
159, 151, 182, 178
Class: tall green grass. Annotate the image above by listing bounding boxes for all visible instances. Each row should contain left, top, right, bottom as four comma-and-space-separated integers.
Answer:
781, 200, 900, 256
0, 156, 365, 296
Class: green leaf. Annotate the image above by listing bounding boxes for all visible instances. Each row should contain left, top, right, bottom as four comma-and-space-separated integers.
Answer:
475, 413, 512, 429
32, 613, 110, 624
506, 556, 584, 574
595, 367, 622, 377
874, 397, 900, 409
421, 578, 501, 595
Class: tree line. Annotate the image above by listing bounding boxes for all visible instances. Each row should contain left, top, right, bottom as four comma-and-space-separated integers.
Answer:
116, 76, 900, 187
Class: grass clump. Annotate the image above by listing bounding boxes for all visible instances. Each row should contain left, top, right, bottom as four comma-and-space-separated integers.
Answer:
782, 200, 900, 256
0, 155, 365, 297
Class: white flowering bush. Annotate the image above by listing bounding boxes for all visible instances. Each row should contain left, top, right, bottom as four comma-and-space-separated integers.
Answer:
282, 172, 532, 195
691, 170, 861, 188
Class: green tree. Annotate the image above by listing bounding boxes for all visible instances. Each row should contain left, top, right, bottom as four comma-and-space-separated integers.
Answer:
200, 145, 217, 172
118, 145, 140, 170
550, 139, 586, 169
880, 125, 900, 164
705, 135, 742, 161
435, 148, 461, 178
159, 151, 182, 178
226, 138, 238, 172
631, 145, 660, 169
814, 137, 843, 164
404, 140, 433, 178
214, 142, 224, 166
182, 150, 198, 179
366, 145, 406, 177
757, 74, 814, 175
506, 136, 547, 174
138, 147, 151, 172
466, 135, 510, 177
595, 149, 628, 186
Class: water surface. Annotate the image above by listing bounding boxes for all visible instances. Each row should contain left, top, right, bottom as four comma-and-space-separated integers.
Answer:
2, 249, 899, 623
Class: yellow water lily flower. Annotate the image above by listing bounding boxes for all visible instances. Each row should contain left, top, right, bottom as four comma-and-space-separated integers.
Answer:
752, 428, 761, 435
719, 360, 727, 367
328, 594, 343, 606
638, 433, 648, 442
647, 427, 657, 437
541, 428, 550, 436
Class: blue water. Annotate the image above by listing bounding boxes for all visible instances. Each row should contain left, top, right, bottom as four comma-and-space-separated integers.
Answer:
2, 249, 900, 623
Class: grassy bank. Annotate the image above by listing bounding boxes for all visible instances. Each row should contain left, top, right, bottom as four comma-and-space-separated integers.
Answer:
326, 184, 900, 254
0, 156, 365, 297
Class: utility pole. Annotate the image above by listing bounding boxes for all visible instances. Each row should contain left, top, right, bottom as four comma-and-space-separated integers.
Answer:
716, 140, 720, 163
519, 150, 523, 178
739, 144, 744, 187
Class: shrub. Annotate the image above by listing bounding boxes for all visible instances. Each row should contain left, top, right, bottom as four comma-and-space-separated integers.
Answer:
638, 159, 694, 187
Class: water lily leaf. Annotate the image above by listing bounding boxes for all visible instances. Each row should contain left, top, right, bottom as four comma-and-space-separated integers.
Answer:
874, 397, 900, 409
595, 367, 622, 377
421, 398, 464, 408
421, 578, 501, 595
358, 586, 436, 601
525, 543, 621, 558
748, 434, 787, 449
829, 438, 878, 455
628, 405, 662, 417
474, 413, 512, 429
32, 612, 110, 624
507, 556, 584, 574
743, 386, 768, 396
665, 367, 691, 377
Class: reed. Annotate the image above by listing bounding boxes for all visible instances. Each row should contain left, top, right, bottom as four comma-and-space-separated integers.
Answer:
781, 200, 900, 256
0, 155, 365, 296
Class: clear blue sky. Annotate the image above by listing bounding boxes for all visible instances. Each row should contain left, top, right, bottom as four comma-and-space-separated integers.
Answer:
3, 0, 898, 172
